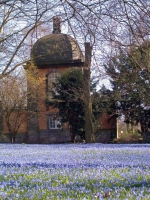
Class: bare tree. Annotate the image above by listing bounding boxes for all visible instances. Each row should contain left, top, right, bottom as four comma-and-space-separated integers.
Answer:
1, 0, 150, 78
0, 63, 45, 143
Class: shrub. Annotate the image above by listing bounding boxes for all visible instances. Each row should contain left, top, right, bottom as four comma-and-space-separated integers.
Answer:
113, 129, 142, 143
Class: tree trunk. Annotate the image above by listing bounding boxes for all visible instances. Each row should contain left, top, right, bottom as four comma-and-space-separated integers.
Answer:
83, 43, 95, 143
71, 125, 76, 143
11, 135, 15, 143
126, 122, 130, 133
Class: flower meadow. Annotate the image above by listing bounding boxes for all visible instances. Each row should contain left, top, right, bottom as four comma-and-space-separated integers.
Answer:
0, 144, 150, 200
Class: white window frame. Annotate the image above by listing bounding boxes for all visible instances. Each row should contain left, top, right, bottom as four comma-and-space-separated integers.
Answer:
48, 71, 61, 101
49, 115, 62, 129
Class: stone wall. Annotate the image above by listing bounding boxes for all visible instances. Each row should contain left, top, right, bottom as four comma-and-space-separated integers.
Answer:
142, 132, 150, 143
39, 129, 71, 144
0, 132, 27, 143
26, 128, 71, 144
0, 129, 71, 144
95, 129, 117, 143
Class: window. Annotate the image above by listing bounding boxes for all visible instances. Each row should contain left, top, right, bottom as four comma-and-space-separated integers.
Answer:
48, 71, 61, 101
49, 115, 62, 129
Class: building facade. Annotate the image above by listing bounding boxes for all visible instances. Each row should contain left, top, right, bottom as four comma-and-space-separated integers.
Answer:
0, 18, 116, 143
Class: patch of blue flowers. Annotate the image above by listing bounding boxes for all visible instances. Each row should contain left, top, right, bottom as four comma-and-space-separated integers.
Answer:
0, 143, 150, 199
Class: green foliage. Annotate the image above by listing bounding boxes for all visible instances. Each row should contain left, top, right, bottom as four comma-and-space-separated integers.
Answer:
52, 69, 105, 141
105, 42, 150, 132
91, 85, 118, 132
52, 69, 85, 140
113, 129, 142, 143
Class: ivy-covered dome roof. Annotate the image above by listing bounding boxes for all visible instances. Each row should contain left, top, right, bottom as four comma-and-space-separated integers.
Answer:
31, 33, 84, 67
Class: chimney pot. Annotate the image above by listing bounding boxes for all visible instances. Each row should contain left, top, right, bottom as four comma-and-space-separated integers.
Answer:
52, 17, 61, 34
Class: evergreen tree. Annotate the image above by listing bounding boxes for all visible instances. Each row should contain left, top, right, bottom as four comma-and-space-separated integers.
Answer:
105, 42, 150, 132
52, 69, 84, 142
52, 68, 104, 142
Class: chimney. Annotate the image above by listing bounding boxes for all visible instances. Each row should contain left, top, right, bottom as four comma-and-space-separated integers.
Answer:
52, 17, 61, 34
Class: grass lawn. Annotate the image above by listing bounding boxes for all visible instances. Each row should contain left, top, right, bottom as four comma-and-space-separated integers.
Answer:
0, 143, 150, 199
